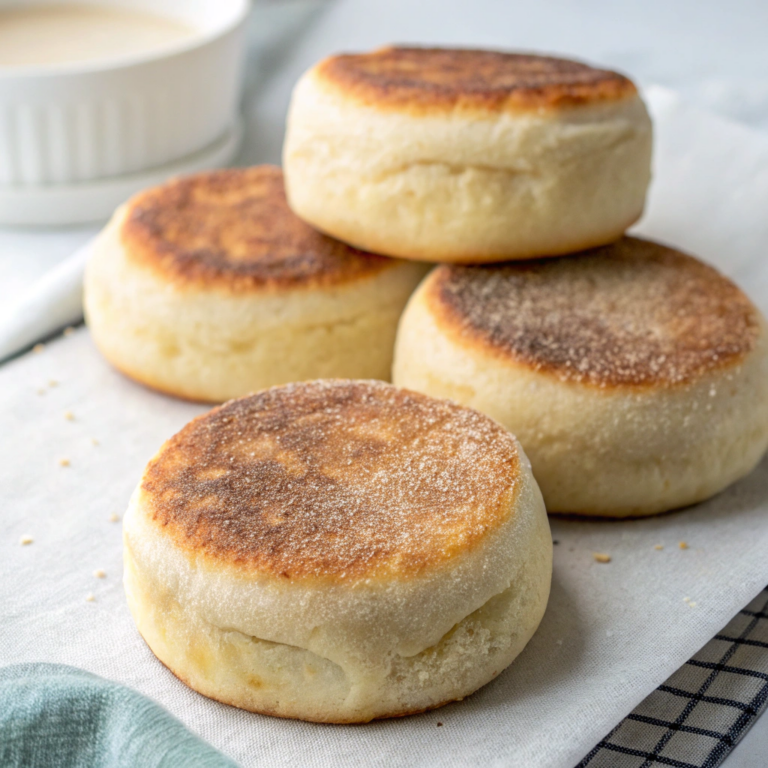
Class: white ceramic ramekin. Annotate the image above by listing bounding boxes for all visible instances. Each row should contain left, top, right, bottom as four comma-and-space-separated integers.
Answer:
0, 0, 249, 187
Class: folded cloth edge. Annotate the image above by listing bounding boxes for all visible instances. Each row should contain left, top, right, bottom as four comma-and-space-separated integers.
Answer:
0, 242, 92, 364
0, 663, 239, 768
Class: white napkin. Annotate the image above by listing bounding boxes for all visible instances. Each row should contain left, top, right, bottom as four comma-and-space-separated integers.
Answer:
1, 88, 767, 768
0, 241, 91, 363
634, 87, 768, 295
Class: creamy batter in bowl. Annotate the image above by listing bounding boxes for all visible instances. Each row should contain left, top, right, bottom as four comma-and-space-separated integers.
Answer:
0, 0, 248, 188
0, 4, 197, 69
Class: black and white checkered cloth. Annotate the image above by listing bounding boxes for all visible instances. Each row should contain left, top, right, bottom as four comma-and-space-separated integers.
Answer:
578, 587, 768, 768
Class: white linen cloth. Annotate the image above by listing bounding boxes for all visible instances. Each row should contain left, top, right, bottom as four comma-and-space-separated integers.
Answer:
0, 241, 91, 362
1, 87, 768, 768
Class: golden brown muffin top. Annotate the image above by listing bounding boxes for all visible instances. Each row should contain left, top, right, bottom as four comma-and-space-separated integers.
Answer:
120, 166, 393, 293
314, 46, 637, 114
429, 237, 761, 388
140, 380, 521, 581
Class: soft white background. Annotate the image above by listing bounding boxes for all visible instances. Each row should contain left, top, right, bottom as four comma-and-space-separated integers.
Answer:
2, 1, 768, 765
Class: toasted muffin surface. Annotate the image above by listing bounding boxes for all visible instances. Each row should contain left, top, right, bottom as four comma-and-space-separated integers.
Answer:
428, 237, 760, 388
140, 380, 520, 581
314, 46, 636, 114
120, 166, 392, 293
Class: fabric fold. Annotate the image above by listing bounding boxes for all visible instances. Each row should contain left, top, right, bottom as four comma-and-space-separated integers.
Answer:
0, 663, 238, 768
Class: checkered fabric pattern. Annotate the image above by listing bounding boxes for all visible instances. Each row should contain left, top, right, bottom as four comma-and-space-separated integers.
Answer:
578, 587, 768, 768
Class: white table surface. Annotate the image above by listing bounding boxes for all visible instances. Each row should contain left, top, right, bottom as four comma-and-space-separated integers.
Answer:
1, 0, 767, 764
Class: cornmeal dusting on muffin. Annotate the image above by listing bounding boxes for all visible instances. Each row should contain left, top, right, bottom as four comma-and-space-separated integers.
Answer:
433, 237, 759, 388
58, 458, 70, 467
122, 166, 393, 293
20, 535, 33, 546
593, 553, 611, 563
317, 47, 636, 113
140, 380, 520, 579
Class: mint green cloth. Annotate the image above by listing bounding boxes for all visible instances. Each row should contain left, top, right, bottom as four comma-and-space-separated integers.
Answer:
0, 664, 238, 768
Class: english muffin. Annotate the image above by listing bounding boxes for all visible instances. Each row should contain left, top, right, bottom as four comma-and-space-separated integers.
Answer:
123, 380, 552, 722
283, 46, 652, 263
84, 166, 428, 402
393, 237, 768, 517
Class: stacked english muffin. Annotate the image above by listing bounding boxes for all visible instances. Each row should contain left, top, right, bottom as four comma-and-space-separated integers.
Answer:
85, 166, 428, 402
284, 47, 652, 262
84, 46, 768, 722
